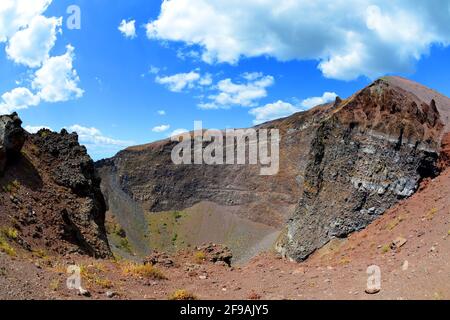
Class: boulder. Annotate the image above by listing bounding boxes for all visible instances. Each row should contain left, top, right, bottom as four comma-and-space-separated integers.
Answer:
196, 243, 233, 266
0, 112, 25, 173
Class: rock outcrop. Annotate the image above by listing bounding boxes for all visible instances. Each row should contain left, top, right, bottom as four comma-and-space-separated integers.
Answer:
0, 113, 25, 174
278, 78, 449, 261
0, 116, 111, 258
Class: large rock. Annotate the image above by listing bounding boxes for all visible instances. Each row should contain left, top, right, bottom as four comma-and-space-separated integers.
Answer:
0, 112, 25, 174
0, 115, 111, 259
29, 129, 111, 258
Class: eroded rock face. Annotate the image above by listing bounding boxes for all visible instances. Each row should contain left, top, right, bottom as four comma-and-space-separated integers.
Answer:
96, 76, 449, 263
30, 129, 111, 258
278, 78, 447, 261
0, 118, 111, 259
0, 113, 25, 174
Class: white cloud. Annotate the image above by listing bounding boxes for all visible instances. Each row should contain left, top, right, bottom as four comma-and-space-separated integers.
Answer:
198, 73, 213, 86
249, 92, 339, 124
155, 71, 211, 92
146, 0, 450, 80
24, 125, 52, 133
0, 0, 52, 42
152, 124, 170, 133
0, 87, 40, 114
300, 92, 338, 109
32, 45, 84, 103
67, 124, 133, 147
149, 65, 160, 74
118, 19, 136, 39
157, 110, 166, 115
249, 100, 300, 125
6, 15, 62, 67
169, 128, 188, 137
199, 73, 274, 109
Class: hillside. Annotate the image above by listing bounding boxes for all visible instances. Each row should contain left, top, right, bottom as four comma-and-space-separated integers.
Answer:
97, 76, 450, 262
1, 165, 448, 300
0, 113, 111, 259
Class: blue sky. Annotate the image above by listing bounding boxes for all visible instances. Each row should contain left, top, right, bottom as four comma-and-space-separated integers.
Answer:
1, 0, 450, 159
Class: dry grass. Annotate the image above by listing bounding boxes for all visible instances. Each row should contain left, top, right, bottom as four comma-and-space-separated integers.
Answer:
424, 208, 438, 221
49, 279, 60, 291
78, 263, 114, 289
0, 236, 16, 256
385, 215, 405, 231
193, 251, 206, 264
381, 244, 390, 254
33, 249, 48, 259
121, 263, 166, 280
2, 227, 19, 240
2, 180, 20, 194
168, 289, 197, 300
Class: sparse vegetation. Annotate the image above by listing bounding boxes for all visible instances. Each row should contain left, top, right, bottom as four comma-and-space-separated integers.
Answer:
121, 263, 166, 280
118, 237, 133, 254
33, 249, 48, 259
193, 251, 206, 264
424, 208, 438, 221
0, 236, 16, 256
78, 264, 114, 289
433, 292, 444, 300
168, 289, 197, 300
49, 279, 60, 291
171, 233, 178, 245
1, 227, 19, 240
95, 278, 113, 289
339, 257, 351, 265
386, 215, 405, 231
381, 244, 390, 254
2, 180, 20, 194
173, 211, 183, 221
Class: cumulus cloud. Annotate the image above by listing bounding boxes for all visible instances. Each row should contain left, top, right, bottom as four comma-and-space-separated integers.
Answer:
118, 19, 136, 39
24, 125, 52, 133
152, 124, 170, 133
0, 0, 52, 42
32, 45, 84, 103
146, 0, 450, 80
199, 73, 274, 109
169, 128, 188, 137
155, 71, 211, 92
6, 15, 62, 67
0, 1, 84, 114
67, 124, 133, 147
0, 87, 40, 114
249, 92, 339, 124
300, 92, 338, 109
157, 110, 166, 115
249, 100, 300, 125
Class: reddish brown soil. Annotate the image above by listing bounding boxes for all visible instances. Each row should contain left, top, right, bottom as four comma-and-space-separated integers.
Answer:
1, 168, 449, 300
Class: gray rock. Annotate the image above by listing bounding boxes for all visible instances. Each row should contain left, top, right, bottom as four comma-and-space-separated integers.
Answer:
0, 112, 25, 174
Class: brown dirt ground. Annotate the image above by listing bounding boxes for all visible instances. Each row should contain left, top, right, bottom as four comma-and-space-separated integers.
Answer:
1, 168, 449, 300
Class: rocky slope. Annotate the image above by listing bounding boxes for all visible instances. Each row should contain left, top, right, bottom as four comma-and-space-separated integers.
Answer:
0, 113, 111, 258
97, 76, 450, 262
2, 167, 449, 300
278, 77, 449, 261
